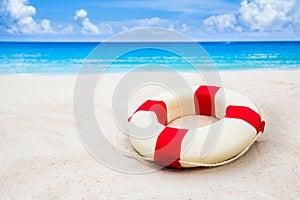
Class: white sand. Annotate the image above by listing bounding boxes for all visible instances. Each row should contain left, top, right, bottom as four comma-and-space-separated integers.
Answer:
0, 70, 300, 199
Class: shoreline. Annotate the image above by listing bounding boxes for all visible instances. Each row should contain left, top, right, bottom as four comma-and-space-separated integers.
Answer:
0, 68, 300, 76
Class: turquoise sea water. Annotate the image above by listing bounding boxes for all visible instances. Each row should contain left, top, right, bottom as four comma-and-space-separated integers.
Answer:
0, 42, 299, 74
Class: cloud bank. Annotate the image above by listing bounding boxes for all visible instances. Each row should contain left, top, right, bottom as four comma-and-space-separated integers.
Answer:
74, 9, 100, 35
0, 0, 182, 37
0, 0, 53, 34
204, 0, 300, 33
0, 0, 299, 40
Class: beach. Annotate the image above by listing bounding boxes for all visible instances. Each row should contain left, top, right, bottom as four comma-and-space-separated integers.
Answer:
1, 70, 299, 199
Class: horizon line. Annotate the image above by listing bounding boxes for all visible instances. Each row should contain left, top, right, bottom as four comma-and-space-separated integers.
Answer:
1, 39, 300, 43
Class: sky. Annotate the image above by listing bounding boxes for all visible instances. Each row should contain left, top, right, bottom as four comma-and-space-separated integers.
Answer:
0, 0, 299, 41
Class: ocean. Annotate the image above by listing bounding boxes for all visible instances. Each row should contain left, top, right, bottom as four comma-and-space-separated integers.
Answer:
0, 41, 299, 74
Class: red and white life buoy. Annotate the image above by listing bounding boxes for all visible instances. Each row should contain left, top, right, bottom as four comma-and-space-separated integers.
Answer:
128, 85, 265, 168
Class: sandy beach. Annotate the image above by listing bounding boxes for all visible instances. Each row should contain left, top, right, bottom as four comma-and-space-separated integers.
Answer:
1, 70, 300, 199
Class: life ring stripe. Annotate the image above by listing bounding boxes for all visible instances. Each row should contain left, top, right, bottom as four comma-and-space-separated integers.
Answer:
154, 126, 188, 168
130, 100, 167, 125
225, 105, 265, 133
194, 85, 220, 116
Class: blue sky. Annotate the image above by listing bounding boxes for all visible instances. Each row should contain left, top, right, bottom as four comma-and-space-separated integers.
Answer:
0, 0, 299, 41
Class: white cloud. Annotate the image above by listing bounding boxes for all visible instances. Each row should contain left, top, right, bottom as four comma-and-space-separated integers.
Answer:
73, 16, 181, 36
60, 25, 74, 35
74, 9, 100, 35
204, 13, 237, 31
134, 17, 192, 33
98, 22, 114, 35
0, 0, 54, 34
14, 16, 40, 34
40, 19, 54, 33
0, 1, 192, 38
4, 0, 35, 19
181, 24, 188, 32
74, 9, 87, 20
204, 0, 300, 33
137, 17, 170, 27
81, 18, 100, 35
111, 17, 181, 32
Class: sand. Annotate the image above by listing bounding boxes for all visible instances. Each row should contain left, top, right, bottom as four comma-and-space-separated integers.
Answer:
0, 70, 299, 199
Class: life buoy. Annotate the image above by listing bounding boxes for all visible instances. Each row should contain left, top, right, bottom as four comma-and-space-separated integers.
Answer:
128, 85, 265, 168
